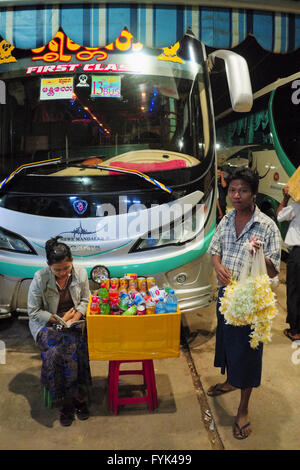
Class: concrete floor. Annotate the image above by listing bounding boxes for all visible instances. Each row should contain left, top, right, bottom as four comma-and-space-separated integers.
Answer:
0, 261, 299, 450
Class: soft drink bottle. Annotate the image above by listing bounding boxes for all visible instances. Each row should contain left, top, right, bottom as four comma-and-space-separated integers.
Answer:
90, 296, 100, 315
165, 289, 178, 313
98, 282, 109, 302
100, 298, 110, 315
110, 298, 120, 315
155, 297, 166, 314
109, 282, 119, 306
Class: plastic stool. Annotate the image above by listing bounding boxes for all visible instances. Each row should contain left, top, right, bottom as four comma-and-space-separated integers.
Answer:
108, 360, 158, 415
43, 385, 91, 408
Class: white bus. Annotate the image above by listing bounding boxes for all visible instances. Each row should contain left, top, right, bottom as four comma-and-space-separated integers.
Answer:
0, 26, 252, 319
217, 73, 300, 241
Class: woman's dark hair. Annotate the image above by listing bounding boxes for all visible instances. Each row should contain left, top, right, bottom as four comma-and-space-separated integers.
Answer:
227, 167, 259, 195
45, 236, 73, 265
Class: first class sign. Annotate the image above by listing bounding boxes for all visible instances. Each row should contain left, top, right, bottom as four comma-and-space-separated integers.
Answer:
26, 62, 139, 75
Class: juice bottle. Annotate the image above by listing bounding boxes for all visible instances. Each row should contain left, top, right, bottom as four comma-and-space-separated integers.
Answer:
109, 282, 119, 306
90, 296, 100, 315
98, 282, 109, 302
100, 298, 110, 315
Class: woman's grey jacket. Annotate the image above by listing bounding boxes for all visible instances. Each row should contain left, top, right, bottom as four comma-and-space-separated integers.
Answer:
27, 266, 90, 342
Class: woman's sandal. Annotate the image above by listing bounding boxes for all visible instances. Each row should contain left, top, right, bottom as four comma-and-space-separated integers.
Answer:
74, 400, 89, 421
59, 405, 75, 426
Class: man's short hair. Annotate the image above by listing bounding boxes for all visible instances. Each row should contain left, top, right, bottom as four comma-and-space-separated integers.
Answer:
227, 167, 259, 195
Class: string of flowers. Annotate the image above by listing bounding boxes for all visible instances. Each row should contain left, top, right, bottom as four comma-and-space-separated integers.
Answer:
219, 252, 278, 349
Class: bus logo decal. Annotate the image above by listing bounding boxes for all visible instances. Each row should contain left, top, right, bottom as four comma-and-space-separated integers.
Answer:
73, 199, 88, 215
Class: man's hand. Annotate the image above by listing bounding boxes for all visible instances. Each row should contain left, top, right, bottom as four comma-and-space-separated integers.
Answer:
282, 185, 290, 200
215, 264, 232, 286
248, 237, 262, 255
212, 255, 232, 286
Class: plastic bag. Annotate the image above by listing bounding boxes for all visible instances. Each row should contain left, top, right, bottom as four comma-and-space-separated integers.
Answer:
219, 245, 278, 349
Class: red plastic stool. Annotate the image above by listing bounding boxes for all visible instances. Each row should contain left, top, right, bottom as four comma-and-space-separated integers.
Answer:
108, 360, 158, 415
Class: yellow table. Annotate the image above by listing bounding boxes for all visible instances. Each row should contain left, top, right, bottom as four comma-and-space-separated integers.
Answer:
86, 298, 181, 361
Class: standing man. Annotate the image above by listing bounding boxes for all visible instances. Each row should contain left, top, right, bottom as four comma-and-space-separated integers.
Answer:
277, 184, 300, 341
207, 168, 281, 439
216, 167, 228, 224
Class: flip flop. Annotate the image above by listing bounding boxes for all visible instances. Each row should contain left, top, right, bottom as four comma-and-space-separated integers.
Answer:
207, 384, 233, 397
284, 329, 300, 341
233, 421, 251, 440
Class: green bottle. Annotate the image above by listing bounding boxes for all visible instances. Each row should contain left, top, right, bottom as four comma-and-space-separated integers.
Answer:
100, 298, 110, 315
98, 282, 109, 302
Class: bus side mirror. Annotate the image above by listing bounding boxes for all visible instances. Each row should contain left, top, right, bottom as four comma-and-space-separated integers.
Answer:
208, 50, 253, 113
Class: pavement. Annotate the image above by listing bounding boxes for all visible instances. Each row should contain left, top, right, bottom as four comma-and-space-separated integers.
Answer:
0, 261, 299, 451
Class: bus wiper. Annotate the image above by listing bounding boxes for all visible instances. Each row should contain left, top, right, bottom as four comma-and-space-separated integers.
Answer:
74, 162, 173, 195
0, 157, 61, 190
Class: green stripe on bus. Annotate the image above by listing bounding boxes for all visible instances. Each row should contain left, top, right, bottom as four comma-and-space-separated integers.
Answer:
0, 224, 216, 278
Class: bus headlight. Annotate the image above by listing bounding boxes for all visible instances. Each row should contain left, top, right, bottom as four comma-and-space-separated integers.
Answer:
0, 227, 36, 254
131, 191, 212, 252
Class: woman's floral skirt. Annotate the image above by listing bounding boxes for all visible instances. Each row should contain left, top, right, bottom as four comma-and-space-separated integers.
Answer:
36, 325, 92, 402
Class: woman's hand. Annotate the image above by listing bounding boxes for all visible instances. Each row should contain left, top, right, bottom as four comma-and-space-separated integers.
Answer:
63, 308, 83, 324
62, 307, 76, 322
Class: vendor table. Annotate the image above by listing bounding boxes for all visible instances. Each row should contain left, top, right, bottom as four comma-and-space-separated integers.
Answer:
86, 298, 181, 413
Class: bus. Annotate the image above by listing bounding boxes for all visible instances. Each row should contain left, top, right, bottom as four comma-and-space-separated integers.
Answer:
217, 73, 300, 240
0, 27, 252, 320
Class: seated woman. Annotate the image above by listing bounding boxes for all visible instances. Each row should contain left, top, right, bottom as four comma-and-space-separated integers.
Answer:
27, 236, 92, 426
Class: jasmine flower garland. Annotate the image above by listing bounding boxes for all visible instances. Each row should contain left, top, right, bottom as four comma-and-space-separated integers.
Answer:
219, 274, 278, 349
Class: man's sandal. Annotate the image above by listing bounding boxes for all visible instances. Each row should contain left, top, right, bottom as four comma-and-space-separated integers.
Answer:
207, 383, 235, 397
233, 421, 251, 440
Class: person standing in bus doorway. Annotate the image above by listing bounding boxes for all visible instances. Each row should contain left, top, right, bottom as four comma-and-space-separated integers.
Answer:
216, 167, 228, 224
207, 168, 281, 439
277, 184, 300, 341
27, 237, 92, 426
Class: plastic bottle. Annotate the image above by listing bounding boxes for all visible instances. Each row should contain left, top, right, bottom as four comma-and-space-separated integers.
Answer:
165, 289, 178, 313
155, 297, 166, 314
100, 298, 110, 315
133, 292, 144, 305
90, 296, 100, 315
123, 302, 137, 316
119, 293, 129, 312
110, 298, 121, 315
109, 282, 119, 306
98, 282, 109, 302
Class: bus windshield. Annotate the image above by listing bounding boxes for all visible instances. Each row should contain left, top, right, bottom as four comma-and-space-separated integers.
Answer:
0, 58, 209, 179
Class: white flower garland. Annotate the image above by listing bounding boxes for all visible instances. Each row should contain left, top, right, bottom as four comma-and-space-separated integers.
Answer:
219, 274, 278, 349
